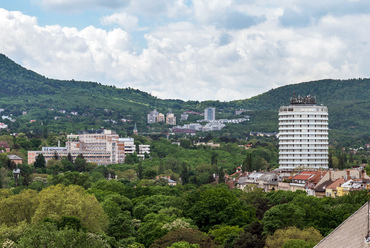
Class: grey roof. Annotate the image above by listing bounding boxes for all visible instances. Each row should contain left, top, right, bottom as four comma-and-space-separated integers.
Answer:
7, 155, 22, 160
314, 180, 334, 192
236, 176, 249, 184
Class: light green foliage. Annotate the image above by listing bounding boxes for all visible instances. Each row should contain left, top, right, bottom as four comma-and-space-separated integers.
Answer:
16, 222, 110, 248
282, 239, 316, 248
162, 219, 191, 231
32, 184, 108, 232
168, 241, 200, 248
208, 225, 243, 245
0, 189, 39, 225
265, 226, 322, 248
0, 221, 29, 245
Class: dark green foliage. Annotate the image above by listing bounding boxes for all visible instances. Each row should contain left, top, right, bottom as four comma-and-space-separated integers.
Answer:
34, 153, 46, 168
186, 187, 254, 232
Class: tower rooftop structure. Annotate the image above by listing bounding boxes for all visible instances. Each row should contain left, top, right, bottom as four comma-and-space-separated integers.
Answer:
290, 93, 316, 105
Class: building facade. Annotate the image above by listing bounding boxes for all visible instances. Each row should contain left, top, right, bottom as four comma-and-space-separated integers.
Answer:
204, 107, 215, 121
166, 112, 176, 125
147, 109, 159, 123
278, 95, 329, 170
28, 130, 150, 166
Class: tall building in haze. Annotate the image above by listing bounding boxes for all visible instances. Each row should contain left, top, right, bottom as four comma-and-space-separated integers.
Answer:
204, 107, 216, 121
278, 94, 329, 170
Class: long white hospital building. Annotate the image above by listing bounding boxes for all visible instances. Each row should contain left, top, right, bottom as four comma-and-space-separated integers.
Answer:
278, 94, 329, 170
28, 129, 149, 165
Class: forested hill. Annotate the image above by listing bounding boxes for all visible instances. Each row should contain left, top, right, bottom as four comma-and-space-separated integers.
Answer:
0, 54, 184, 110
230, 78, 370, 111
0, 53, 369, 145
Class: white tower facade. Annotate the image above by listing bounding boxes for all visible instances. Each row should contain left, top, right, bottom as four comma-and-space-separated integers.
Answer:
278, 95, 329, 170
204, 107, 216, 121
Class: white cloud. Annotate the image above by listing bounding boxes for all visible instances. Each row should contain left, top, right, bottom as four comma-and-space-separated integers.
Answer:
100, 12, 138, 31
1, 3, 370, 101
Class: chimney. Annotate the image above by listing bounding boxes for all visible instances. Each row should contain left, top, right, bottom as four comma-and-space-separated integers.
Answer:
329, 171, 332, 180
362, 170, 365, 180
346, 170, 350, 179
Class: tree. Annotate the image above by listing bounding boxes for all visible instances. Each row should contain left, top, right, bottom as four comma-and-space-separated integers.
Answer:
328, 152, 333, 168
208, 225, 243, 245
181, 163, 189, 185
218, 167, 225, 184
75, 154, 87, 172
67, 152, 73, 163
34, 154, 46, 169
32, 185, 108, 232
137, 161, 143, 179
282, 239, 316, 248
168, 241, 199, 248
187, 188, 254, 232
150, 228, 218, 248
0, 189, 39, 225
265, 226, 323, 248
16, 222, 110, 248
107, 211, 135, 242
262, 204, 306, 235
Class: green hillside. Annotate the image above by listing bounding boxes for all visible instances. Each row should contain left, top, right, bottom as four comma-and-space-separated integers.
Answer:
0, 54, 369, 146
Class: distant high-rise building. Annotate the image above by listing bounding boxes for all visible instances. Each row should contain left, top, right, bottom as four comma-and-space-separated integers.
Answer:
166, 112, 176, 125
133, 123, 138, 135
147, 109, 159, 123
157, 113, 165, 122
204, 107, 216, 121
180, 112, 189, 121
278, 94, 329, 170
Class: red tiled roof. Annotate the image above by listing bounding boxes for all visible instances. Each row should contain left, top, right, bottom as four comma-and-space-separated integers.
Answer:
326, 178, 345, 190
309, 171, 327, 184
292, 171, 318, 180
0, 141, 9, 148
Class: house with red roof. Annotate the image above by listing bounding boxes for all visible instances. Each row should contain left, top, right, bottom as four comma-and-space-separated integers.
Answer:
0, 141, 10, 152
290, 171, 319, 192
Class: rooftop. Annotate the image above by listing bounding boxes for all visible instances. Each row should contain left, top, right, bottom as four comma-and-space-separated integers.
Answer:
290, 94, 316, 105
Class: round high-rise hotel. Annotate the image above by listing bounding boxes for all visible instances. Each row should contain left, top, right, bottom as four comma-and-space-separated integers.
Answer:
278, 94, 329, 170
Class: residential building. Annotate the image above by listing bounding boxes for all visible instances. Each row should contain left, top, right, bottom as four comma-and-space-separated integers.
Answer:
278, 94, 329, 170
166, 112, 176, 125
289, 171, 318, 192
7, 155, 22, 165
0, 141, 10, 152
157, 113, 165, 122
147, 109, 159, 123
0, 123, 8, 129
204, 107, 216, 121
180, 112, 189, 121
237, 172, 278, 192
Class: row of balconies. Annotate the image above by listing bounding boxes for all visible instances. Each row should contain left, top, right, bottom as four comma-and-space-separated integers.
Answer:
279, 133, 328, 140
279, 151, 328, 154
279, 161, 328, 164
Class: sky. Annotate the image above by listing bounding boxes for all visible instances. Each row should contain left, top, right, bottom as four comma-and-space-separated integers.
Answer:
1, 0, 370, 101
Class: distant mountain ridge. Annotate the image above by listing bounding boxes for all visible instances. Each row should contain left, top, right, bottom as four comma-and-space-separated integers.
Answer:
0, 53, 369, 145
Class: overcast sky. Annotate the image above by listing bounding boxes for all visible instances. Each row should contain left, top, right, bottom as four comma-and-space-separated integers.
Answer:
1, 1, 369, 101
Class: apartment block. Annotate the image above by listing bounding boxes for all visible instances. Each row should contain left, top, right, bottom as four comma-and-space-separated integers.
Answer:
279, 94, 329, 170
